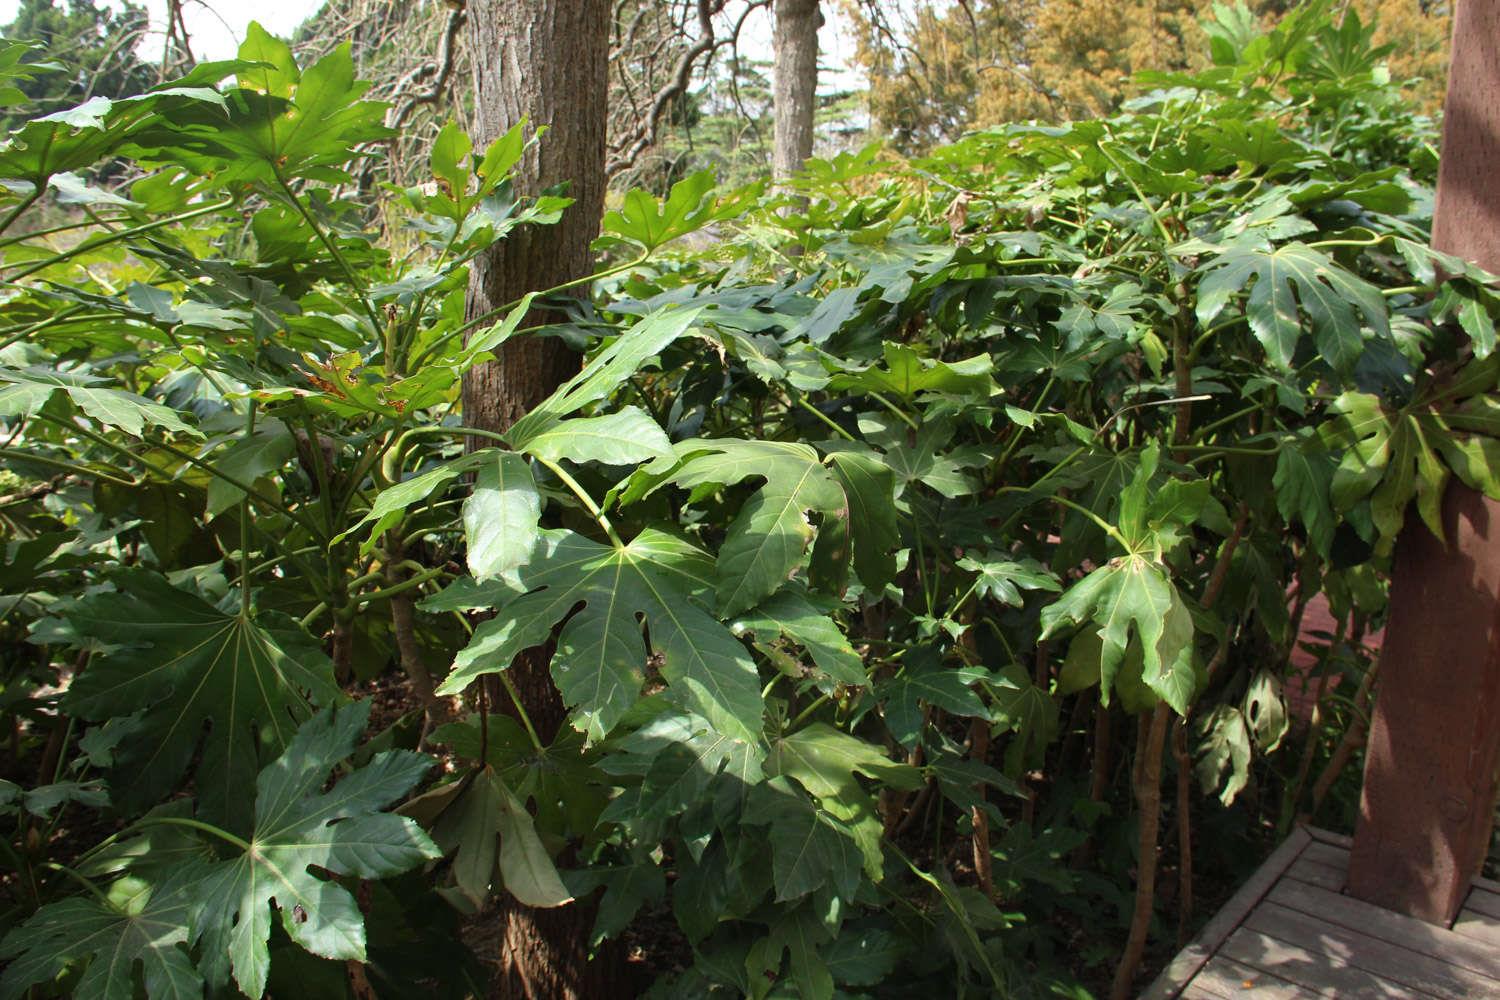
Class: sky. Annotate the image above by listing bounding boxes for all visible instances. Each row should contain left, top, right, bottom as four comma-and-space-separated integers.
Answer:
0, 0, 862, 89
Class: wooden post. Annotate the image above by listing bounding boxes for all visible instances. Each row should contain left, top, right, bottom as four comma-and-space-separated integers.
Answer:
1347, 0, 1500, 925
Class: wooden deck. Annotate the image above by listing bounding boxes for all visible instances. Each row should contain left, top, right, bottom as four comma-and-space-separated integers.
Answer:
1142, 827, 1500, 998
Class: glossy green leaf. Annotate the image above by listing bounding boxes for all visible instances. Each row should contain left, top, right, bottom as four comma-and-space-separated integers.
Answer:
1039, 554, 1191, 712
0, 367, 198, 438
0, 874, 201, 1000
954, 552, 1060, 607
1196, 241, 1386, 372
190, 701, 438, 999
429, 529, 763, 742
463, 451, 541, 581
733, 588, 867, 688
400, 765, 571, 910
666, 439, 889, 615
204, 423, 296, 517
62, 570, 339, 829
520, 406, 672, 466
601, 171, 759, 251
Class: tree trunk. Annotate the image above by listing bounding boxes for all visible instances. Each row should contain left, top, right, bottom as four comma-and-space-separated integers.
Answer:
772, 0, 820, 181
463, 2, 615, 997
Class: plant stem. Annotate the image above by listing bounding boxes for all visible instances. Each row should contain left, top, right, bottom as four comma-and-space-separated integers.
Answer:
792, 391, 855, 441
139, 815, 252, 853
412, 254, 649, 370
40, 862, 112, 906
352, 565, 447, 607
536, 455, 624, 547
787, 694, 830, 731
275, 174, 381, 330
0, 448, 136, 485
240, 401, 256, 617
498, 671, 544, 753
867, 391, 919, 430
1111, 703, 1172, 1000
0, 188, 41, 239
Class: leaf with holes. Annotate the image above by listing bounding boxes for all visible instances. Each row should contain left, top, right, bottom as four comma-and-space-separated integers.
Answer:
189, 701, 436, 998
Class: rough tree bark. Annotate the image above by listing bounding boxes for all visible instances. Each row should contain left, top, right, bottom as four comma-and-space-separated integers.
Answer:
772, 0, 820, 181
462, 2, 619, 997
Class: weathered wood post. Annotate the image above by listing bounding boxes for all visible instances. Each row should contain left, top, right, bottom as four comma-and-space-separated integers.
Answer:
1346, 0, 1500, 925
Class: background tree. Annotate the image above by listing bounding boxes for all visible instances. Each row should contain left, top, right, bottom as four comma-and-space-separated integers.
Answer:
846, 0, 1452, 152
461, 1, 616, 996
773, 0, 821, 179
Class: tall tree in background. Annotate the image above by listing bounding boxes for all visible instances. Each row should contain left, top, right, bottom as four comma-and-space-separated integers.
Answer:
462, 1, 615, 996
847, 0, 1452, 152
772, 0, 820, 179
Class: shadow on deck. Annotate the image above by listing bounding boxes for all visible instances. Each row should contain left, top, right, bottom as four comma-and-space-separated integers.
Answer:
1142, 826, 1500, 998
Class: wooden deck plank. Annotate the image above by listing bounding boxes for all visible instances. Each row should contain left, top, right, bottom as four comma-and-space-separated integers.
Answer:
1297, 840, 1351, 873
1469, 887, 1500, 921
1243, 901, 1497, 998
1219, 925, 1435, 997
1454, 910, 1500, 949
1156, 828, 1500, 999
1266, 878, 1500, 980
1191, 956, 1322, 998
1301, 827, 1353, 849
1283, 856, 1344, 892
1140, 828, 1313, 1000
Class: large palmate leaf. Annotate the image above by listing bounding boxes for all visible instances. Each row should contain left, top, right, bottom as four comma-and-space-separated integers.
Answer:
827, 343, 997, 401
190, 701, 437, 999
0, 366, 199, 438
766, 723, 921, 827
1038, 448, 1199, 713
663, 439, 898, 616
1195, 240, 1387, 373
61, 571, 339, 829
399, 765, 572, 910
599, 712, 764, 823
519, 406, 673, 467
0, 874, 201, 1000
600, 170, 760, 252
0, 83, 230, 188
880, 659, 991, 749
198, 26, 389, 186
1273, 430, 1337, 556
427, 528, 764, 743
746, 778, 866, 903
1039, 559, 1195, 713
954, 552, 1061, 607
732, 588, 867, 688
1319, 390, 1449, 553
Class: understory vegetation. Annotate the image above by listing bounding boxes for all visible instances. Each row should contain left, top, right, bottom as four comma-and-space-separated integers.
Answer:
0, 4, 1496, 998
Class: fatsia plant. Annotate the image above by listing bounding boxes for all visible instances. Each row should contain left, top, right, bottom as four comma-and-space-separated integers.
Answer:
0, 4, 1497, 998
0, 701, 436, 999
